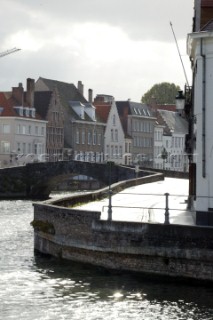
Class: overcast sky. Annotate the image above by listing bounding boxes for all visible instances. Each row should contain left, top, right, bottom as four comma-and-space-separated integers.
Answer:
1, 0, 194, 102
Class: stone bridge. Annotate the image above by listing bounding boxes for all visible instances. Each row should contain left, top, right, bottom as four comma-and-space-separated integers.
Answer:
0, 160, 151, 199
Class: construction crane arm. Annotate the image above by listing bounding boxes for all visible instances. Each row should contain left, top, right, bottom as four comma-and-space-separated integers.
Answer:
0, 48, 21, 58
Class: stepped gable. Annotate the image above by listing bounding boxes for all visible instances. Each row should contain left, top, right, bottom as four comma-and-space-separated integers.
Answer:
158, 109, 188, 135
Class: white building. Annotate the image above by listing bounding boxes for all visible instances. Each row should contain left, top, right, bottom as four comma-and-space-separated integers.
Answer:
0, 82, 47, 167
105, 100, 125, 164
187, 20, 213, 223
95, 95, 126, 164
153, 120, 164, 169
153, 109, 188, 171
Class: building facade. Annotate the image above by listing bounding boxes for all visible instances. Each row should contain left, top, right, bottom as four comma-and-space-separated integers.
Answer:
0, 80, 47, 167
94, 95, 126, 164
116, 101, 156, 167
35, 78, 105, 162
188, 3, 213, 222
158, 110, 188, 172
34, 87, 64, 161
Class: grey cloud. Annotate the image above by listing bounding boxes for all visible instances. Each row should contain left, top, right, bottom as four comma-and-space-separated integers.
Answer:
3, 0, 194, 43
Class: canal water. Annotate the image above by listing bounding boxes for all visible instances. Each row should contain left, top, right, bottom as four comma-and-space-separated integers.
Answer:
1, 197, 213, 320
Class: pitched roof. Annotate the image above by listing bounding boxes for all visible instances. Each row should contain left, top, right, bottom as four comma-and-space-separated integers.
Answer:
0, 92, 42, 119
158, 110, 188, 135
155, 104, 176, 112
116, 100, 155, 135
34, 91, 52, 119
36, 77, 87, 107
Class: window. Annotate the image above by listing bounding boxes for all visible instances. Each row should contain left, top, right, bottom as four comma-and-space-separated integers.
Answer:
28, 126, 31, 135
1, 141, 10, 153
119, 146, 122, 158
106, 145, 109, 158
76, 130, 80, 144
98, 133, 101, 145
111, 129, 114, 141
134, 121, 137, 132
17, 142, 21, 152
111, 145, 114, 158
93, 131, 96, 145
82, 130, 85, 144
17, 124, 21, 134
35, 126, 38, 135
115, 129, 118, 142
23, 143, 26, 154
25, 108, 29, 117
3, 124, 10, 134
41, 127, 45, 136
115, 146, 118, 158
88, 132, 91, 145
34, 144, 38, 154
113, 114, 116, 126
34, 143, 42, 155
22, 125, 26, 134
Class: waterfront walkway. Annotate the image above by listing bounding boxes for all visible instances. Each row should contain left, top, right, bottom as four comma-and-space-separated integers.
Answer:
76, 178, 195, 226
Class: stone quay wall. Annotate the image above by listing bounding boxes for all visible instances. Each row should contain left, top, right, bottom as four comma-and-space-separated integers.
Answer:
32, 173, 213, 283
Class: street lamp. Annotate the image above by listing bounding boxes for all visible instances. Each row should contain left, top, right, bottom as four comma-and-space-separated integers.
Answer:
175, 90, 185, 112
161, 148, 168, 170
107, 161, 114, 221
176, 85, 195, 210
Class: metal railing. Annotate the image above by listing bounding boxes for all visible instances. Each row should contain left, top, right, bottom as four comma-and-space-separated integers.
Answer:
102, 192, 195, 225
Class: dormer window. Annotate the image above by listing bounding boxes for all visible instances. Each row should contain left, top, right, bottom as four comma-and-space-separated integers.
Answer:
14, 106, 23, 116
19, 107, 23, 116
31, 108, 36, 118
69, 101, 85, 119
133, 107, 138, 114
25, 108, 30, 117
81, 111, 85, 119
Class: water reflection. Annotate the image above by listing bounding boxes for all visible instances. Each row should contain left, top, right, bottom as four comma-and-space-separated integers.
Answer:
33, 253, 213, 319
1, 197, 213, 320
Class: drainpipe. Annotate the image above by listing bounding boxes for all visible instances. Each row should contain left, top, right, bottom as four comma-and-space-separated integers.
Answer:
201, 38, 206, 178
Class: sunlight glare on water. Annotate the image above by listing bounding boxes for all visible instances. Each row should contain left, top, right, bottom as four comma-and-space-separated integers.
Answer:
0, 195, 213, 319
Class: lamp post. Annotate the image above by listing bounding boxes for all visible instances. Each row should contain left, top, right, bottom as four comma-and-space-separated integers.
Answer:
161, 148, 168, 170
107, 161, 114, 221
176, 85, 195, 210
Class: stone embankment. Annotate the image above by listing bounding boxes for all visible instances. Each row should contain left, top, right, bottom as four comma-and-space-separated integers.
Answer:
32, 172, 213, 283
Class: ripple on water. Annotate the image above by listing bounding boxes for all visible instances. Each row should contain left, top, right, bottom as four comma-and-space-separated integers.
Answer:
1, 198, 213, 320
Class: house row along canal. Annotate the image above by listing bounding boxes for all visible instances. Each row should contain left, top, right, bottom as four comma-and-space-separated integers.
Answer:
1, 180, 213, 320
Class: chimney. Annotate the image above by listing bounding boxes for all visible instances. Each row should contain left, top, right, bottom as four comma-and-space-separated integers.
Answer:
12, 83, 24, 105
77, 81, 84, 96
88, 88, 93, 103
26, 78, 35, 108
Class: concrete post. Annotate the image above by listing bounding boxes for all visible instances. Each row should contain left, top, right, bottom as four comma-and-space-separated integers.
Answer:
108, 189, 112, 221
164, 192, 170, 224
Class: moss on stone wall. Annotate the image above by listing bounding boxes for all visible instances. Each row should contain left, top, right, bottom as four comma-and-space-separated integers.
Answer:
31, 220, 55, 234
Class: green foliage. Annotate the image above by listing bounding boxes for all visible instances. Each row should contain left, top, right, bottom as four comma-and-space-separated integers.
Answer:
31, 220, 55, 234
141, 82, 181, 104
